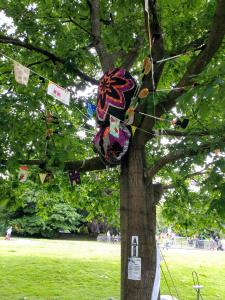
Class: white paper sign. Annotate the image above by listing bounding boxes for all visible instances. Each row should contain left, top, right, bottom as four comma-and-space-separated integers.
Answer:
18, 166, 29, 183
14, 62, 30, 86
128, 257, 141, 280
131, 236, 138, 257
47, 82, 70, 105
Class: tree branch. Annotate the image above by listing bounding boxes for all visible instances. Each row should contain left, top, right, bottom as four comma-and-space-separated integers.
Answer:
66, 16, 95, 38
168, 36, 207, 58
137, 0, 225, 143
0, 156, 107, 172
184, 161, 215, 180
0, 34, 99, 85
148, 136, 225, 179
64, 156, 107, 172
148, 150, 184, 179
153, 183, 164, 204
152, 129, 210, 137
121, 35, 144, 70
87, 0, 112, 72
156, 0, 225, 116
161, 161, 216, 190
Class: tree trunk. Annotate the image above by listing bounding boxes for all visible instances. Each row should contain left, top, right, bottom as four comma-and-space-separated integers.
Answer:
120, 144, 157, 300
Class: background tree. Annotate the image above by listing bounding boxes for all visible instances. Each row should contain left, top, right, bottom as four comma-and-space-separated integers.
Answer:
162, 161, 225, 236
0, 1, 225, 299
0, 170, 120, 236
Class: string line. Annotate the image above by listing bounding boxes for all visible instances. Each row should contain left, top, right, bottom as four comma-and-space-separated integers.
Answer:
0, 50, 163, 136
0, 51, 188, 140
160, 265, 175, 299
160, 248, 181, 300
156, 52, 189, 64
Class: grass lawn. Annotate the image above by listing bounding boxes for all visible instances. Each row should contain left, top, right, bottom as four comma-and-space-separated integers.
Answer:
0, 237, 224, 300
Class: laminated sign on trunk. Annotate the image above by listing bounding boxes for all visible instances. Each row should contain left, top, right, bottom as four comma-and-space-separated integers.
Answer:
128, 257, 141, 281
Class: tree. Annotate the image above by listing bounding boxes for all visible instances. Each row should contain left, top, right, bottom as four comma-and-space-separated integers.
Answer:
161, 158, 225, 236
0, 171, 120, 236
0, 181, 82, 237
0, 1, 225, 299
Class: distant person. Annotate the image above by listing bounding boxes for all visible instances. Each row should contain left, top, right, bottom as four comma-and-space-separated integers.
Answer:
217, 238, 224, 251
163, 234, 171, 250
114, 234, 119, 243
209, 237, 216, 250
214, 236, 219, 249
5, 226, 12, 240
171, 232, 176, 245
106, 230, 111, 242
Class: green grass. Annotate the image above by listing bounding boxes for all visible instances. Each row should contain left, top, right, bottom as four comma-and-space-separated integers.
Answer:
0, 238, 224, 300
0, 238, 120, 300
160, 249, 225, 300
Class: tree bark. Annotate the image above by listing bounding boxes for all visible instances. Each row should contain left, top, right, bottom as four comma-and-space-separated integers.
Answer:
120, 144, 157, 300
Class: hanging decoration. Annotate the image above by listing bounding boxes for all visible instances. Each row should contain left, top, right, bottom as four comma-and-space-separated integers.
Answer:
86, 102, 96, 118
143, 57, 152, 75
138, 88, 149, 99
93, 123, 131, 165
0, 50, 194, 171
13, 62, 30, 86
96, 68, 136, 124
42, 112, 59, 124
47, 82, 70, 106
171, 118, 189, 129
125, 108, 135, 126
214, 149, 221, 156
131, 125, 137, 136
109, 115, 120, 138
39, 173, 47, 184
38, 162, 53, 183
46, 128, 54, 140
69, 170, 81, 185
18, 165, 29, 182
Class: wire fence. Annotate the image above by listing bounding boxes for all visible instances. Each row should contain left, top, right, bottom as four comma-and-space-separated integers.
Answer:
96, 233, 225, 252
159, 237, 225, 251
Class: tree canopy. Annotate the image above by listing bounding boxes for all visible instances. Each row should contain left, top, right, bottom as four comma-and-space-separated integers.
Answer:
0, 1, 225, 298
1, 0, 224, 230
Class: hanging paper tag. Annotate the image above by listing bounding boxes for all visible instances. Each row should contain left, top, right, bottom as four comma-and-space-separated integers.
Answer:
39, 173, 47, 184
86, 102, 96, 118
125, 108, 135, 125
131, 125, 137, 135
138, 88, 149, 99
18, 165, 29, 182
110, 115, 120, 138
14, 62, 30, 86
143, 57, 152, 75
47, 82, 70, 105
